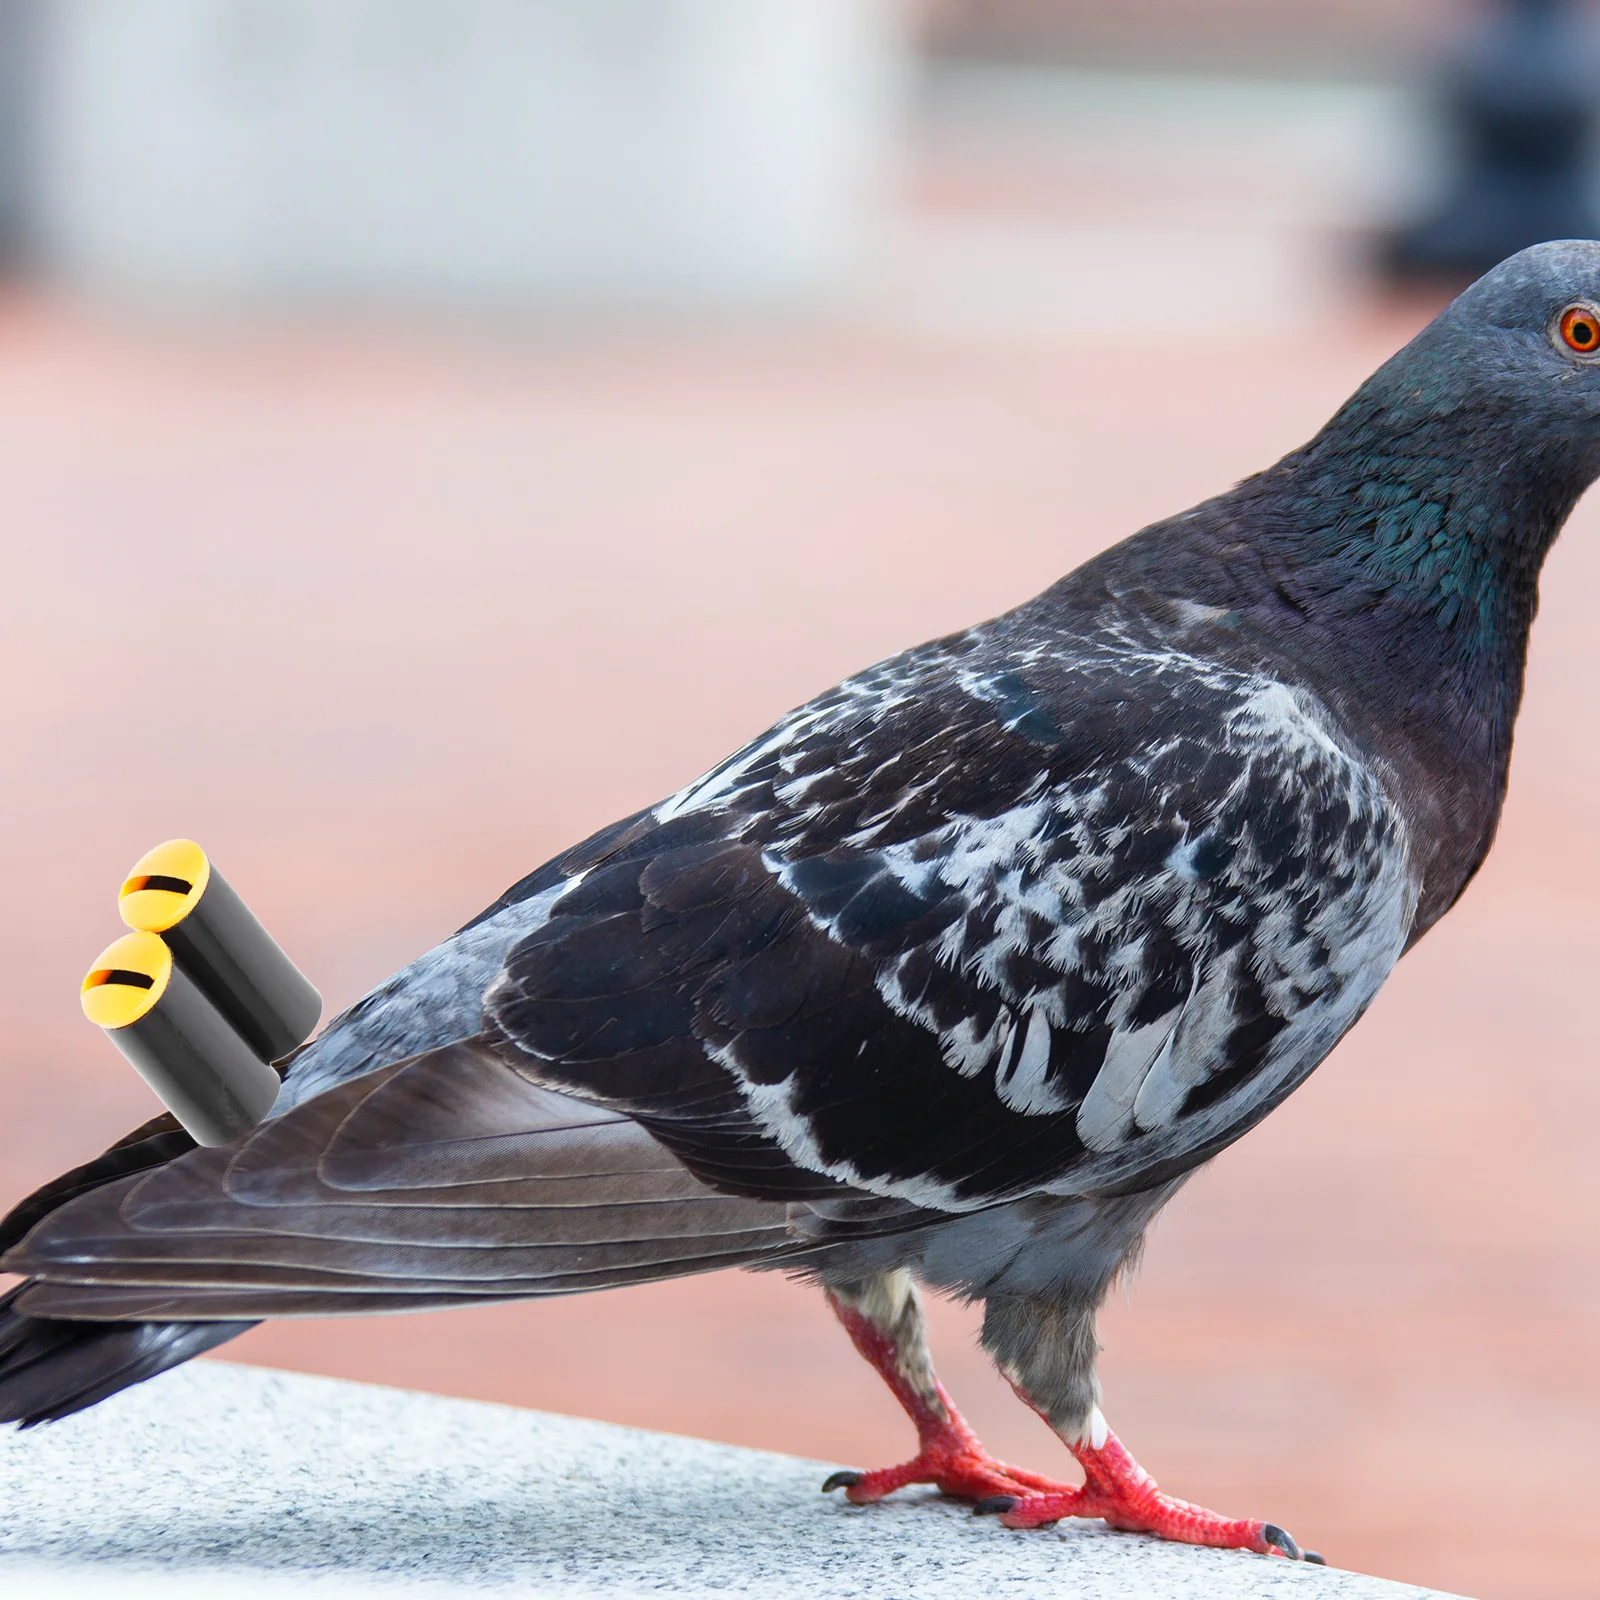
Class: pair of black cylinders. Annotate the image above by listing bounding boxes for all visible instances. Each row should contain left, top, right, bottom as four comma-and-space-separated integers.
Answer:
81, 841, 320, 1145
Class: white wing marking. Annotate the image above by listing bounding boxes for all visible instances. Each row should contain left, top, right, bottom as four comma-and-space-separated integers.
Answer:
995, 1007, 1062, 1115
1075, 1011, 1180, 1152
1131, 948, 1242, 1131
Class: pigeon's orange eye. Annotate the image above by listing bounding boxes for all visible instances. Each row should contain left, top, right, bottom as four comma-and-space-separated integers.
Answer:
1558, 305, 1600, 354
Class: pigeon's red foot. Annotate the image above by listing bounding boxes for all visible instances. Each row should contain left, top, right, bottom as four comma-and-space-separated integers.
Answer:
822, 1410, 1074, 1505
974, 1420, 1319, 1562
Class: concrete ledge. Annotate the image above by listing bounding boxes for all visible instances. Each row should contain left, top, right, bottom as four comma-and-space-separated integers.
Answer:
0, 1362, 1466, 1599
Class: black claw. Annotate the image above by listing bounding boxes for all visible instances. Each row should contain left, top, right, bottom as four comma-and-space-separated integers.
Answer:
972, 1494, 1020, 1517
1304, 1551, 1327, 1566
822, 1470, 863, 1494
1261, 1523, 1304, 1561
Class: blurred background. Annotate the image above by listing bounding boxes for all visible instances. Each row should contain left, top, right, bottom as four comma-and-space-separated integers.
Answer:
1, 4, 1598, 1597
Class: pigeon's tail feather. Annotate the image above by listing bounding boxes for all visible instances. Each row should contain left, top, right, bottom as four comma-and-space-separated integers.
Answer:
3, 1035, 803, 1333
0, 1283, 249, 1427
0, 1110, 201, 1258
0, 1107, 249, 1425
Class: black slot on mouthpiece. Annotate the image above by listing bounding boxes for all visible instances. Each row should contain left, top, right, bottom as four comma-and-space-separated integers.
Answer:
118, 839, 321, 1064
83, 932, 281, 1145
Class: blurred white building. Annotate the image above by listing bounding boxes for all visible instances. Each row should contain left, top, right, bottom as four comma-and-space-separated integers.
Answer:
29, 0, 905, 310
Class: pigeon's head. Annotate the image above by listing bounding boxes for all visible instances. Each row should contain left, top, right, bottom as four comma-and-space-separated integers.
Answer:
1360, 239, 1600, 492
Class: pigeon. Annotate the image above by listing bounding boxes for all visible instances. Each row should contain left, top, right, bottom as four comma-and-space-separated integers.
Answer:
5, 240, 1600, 1563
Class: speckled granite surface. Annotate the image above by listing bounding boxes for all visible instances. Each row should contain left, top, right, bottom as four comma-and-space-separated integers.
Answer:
0, 1362, 1466, 1599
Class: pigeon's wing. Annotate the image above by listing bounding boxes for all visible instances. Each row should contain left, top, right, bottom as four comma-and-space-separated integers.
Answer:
5, 1035, 796, 1320
270, 806, 659, 1112
487, 631, 1418, 1212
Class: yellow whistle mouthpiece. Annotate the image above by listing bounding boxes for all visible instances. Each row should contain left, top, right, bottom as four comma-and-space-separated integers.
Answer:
82, 839, 323, 1145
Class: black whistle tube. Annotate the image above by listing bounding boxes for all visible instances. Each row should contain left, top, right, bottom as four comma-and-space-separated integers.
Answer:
119, 839, 321, 1063
83, 931, 281, 1146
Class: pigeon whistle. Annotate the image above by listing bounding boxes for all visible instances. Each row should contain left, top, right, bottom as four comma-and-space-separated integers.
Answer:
81, 840, 321, 1145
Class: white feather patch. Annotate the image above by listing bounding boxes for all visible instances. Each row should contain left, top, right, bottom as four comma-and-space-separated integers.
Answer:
1075, 1012, 1179, 1152
995, 1007, 1063, 1115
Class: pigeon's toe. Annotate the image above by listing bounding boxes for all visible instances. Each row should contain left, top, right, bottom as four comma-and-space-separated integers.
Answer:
1260, 1524, 1304, 1560
971, 1494, 1021, 1516
825, 1448, 1072, 1506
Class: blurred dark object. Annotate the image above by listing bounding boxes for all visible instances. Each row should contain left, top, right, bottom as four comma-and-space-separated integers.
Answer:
1383, 0, 1600, 284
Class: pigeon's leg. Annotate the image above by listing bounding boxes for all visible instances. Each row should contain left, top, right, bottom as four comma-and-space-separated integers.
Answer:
820, 1269, 1075, 1504
974, 1294, 1317, 1560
